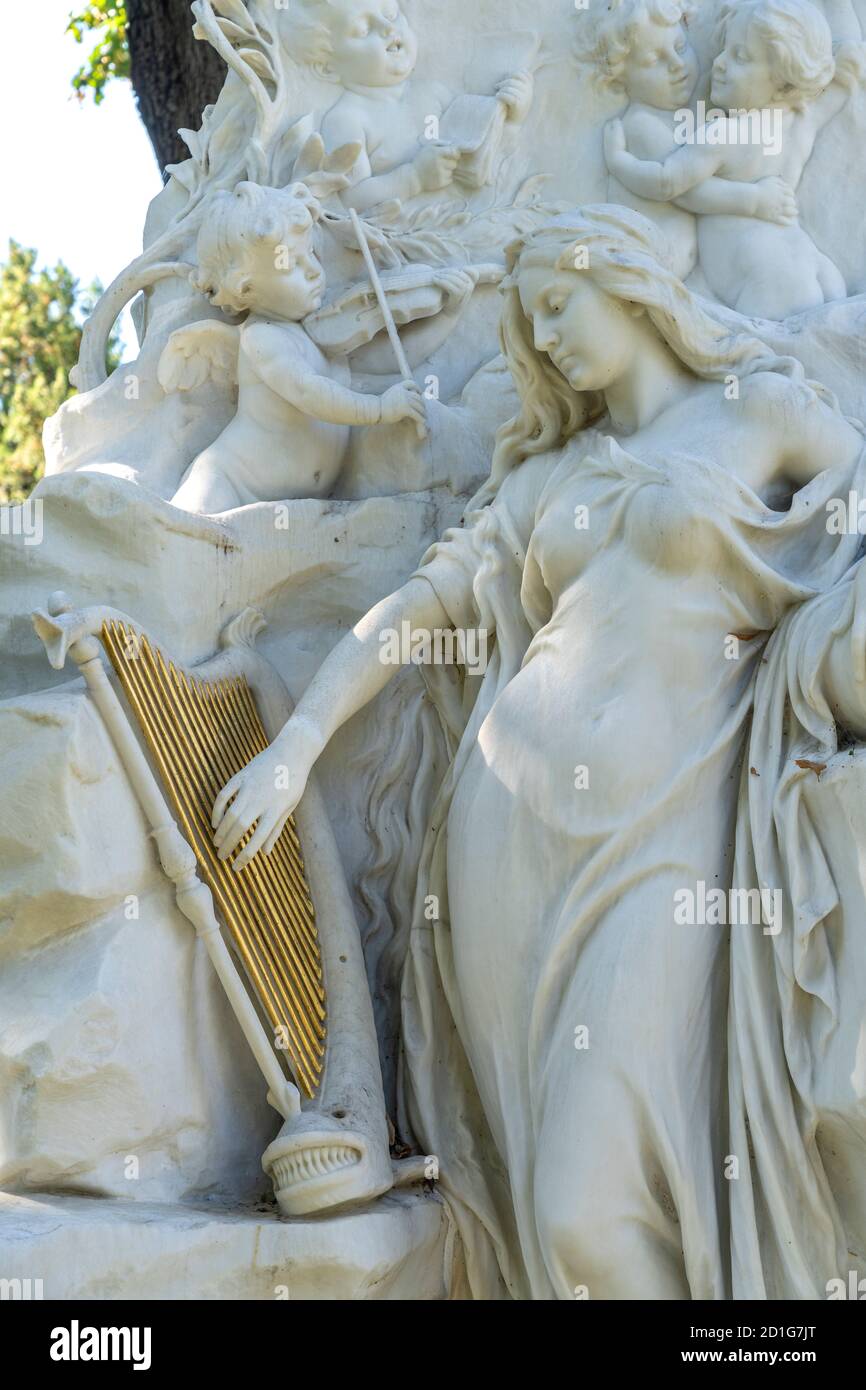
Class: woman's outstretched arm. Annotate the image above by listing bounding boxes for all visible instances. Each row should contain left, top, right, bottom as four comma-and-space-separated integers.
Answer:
212, 576, 450, 868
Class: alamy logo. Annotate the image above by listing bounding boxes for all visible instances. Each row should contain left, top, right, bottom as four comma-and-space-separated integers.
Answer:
0, 1277, 43, 1300
674, 881, 783, 936
50, 1320, 152, 1371
379, 620, 489, 676
827, 1271, 866, 1300
0, 500, 43, 546
674, 103, 784, 158
826, 491, 866, 534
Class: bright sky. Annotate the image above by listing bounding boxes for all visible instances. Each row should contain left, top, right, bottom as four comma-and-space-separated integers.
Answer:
0, 0, 162, 341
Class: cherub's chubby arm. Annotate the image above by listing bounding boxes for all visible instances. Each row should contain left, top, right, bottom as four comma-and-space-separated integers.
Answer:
810, 39, 866, 129
323, 102, 460, 212
675, 175, 798, 224
496, 71, 534, 125
348, 268, 482, 374
603, 117, 727, 202
243, 322, 425, 429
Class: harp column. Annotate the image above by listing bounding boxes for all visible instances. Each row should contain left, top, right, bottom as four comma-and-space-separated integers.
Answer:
34, 592, 301, 1125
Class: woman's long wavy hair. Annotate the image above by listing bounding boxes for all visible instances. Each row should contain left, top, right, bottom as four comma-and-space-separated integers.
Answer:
474, 204, 840, 508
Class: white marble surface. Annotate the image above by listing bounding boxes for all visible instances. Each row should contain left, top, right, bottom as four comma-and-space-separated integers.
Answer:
0, 1190, 447, 1300
4, 0, 866, 1301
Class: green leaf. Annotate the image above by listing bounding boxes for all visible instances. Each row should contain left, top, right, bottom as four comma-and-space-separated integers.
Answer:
0, 241, 122, 503
67, 2, 130, 104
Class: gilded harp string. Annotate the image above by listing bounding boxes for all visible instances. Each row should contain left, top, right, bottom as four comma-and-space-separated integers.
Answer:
102, 620, 326, 1098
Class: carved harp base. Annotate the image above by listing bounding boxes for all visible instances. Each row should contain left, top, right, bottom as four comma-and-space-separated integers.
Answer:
263, 1113, 394, 1218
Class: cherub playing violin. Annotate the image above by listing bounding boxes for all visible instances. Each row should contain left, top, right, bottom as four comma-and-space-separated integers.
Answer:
162, 181, 478, 514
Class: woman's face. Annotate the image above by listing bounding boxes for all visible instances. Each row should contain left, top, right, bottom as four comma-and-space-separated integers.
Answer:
518, 265, 640, 394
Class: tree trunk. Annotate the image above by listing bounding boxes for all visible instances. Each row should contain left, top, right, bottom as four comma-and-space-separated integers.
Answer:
126, 0, 226, 173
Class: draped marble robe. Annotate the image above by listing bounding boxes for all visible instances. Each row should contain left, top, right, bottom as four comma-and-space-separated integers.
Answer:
398, 421, 866, 1300
731, 565, 866, 1299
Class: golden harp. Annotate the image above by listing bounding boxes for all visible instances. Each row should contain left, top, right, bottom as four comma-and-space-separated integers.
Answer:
32, 593, 395, 1216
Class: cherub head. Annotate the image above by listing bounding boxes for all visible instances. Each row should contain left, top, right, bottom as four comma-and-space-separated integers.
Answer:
577, 0, 699, 110
192, 182, 326, 321
287, 0, 418, 88
712, 0, 835, 111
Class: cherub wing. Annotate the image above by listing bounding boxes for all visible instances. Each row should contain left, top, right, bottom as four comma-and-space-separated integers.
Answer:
157, 320, 241, 394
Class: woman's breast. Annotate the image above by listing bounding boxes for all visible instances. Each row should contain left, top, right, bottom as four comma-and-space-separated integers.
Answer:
533, 464, 732, 603
478, 448, 818, 828
488, 480, 768, 823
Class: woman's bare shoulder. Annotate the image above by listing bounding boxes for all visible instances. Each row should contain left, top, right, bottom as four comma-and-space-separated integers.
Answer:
738, 369, 863, 474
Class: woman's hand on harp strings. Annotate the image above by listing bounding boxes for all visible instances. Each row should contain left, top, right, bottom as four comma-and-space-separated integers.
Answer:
212, 717, 323, 871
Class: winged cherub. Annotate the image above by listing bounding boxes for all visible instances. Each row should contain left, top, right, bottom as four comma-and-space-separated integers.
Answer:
161, 181, 475, 513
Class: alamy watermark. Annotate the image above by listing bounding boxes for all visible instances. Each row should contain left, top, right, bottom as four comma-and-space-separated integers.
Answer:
50, 1320, 152, 1371
674, 104, 784, 158
0, 1277, 43, 1300
379, 620, 489, 677
827, 491, 866, 535
1, 499, 43, 546
674, 881, 783, 936
827, 1271, 866, 1300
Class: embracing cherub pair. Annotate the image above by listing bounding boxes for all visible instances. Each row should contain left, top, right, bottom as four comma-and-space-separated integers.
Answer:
588, 0, 865, 319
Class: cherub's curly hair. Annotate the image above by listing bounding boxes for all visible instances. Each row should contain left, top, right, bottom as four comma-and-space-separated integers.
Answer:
283, 0, 340, 67
717, 0, 835, 109
574, 0, 697, 91
192, 181, 322, 314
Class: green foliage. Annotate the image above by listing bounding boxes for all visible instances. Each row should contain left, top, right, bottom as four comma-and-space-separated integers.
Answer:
68, 2, 130, 105
0, 243, 119, 504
